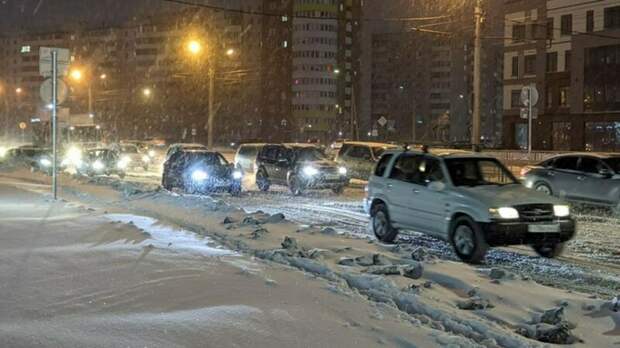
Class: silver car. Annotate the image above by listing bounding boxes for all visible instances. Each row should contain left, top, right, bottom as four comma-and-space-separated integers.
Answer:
364, 149, 575, 263
522, 153, 620, 213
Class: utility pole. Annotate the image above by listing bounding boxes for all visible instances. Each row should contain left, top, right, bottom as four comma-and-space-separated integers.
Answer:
471, 0, 483, 151
207, 65, 215, 148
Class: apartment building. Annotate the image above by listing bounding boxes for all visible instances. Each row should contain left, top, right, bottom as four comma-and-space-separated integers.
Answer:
503, 0, 620, 151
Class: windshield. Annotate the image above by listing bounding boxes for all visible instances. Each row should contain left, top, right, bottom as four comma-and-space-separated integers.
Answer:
445, 158, 518, 187
295, 147, 327, 162
185, 153, 228, 167
603, 157, 620, 173
372, 146, 396, 158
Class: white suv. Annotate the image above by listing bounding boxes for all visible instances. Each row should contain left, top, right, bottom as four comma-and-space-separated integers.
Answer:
364, 149, 576, 263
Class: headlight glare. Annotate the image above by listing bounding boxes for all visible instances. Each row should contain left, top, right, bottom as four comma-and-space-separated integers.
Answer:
148, 150, 156, 157
303, 166, 319, 176
338, 166, 347, 175
39, 158, 52, 167
553, 205, 570, 217
232, 170, 243, 179
490, 207, 519, 219
142, 155, 150, 163
93, 160, 105, 171
0, 147, 7, 158
191, 169, 208, 182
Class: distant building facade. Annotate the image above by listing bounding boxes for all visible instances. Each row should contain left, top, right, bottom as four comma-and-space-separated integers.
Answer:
503, 0, 620, 151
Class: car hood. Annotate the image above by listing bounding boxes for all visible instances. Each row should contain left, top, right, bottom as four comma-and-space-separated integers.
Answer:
299, 159, 338, 168
454, 184, 565, 207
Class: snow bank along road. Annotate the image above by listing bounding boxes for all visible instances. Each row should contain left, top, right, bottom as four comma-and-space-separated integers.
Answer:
0, 183, 444, 347
1, 167, 620, 346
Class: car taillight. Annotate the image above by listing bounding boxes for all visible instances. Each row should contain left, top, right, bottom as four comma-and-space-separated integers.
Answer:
520, 166, 533, 177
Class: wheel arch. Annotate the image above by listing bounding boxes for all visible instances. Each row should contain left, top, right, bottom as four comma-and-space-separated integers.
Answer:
369, 198, 387, 216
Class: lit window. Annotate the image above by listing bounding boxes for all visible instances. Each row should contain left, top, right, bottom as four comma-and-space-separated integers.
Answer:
20, 45, 30, 53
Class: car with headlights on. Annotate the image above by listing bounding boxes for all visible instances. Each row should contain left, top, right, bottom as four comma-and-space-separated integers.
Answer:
162, 150, 242, 195
255, 143, 348, 195
118, 144, 150, 171
165, 143, 208, 161
77, 148, 126, 179
364, 148, 575, 263
522, 153, 620, 214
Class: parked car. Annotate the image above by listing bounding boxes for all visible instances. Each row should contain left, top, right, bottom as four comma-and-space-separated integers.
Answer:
522, 153, 620, 213
364, 148, 575, 263
30, 149, 54, 175
165, 143, 208, 161
234, 143, 265, 175
118, 144, 150, 171
336, 141, 398, 180
77, 148, 126, 178
162, 149, 242, 195
255, 143, 348, 195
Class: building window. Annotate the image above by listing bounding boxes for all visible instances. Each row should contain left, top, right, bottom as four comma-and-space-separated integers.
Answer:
524, 55, 536, 75
512, 24, 526, 42
584, 44, 620, 112
552, 122, 572, 151
515, 123, 528, 150
564, 50, 571, 71
546, 86, 553, 108
546, 52, 558, 72
511, 56, 519, 77
559, 86, 570, 107
560, 14, 572, 35
511, 90, 521, 108
586, 10, 594, 32
546, 18, 554, 39
585, 122, 620, 152
605, 6, 620, 29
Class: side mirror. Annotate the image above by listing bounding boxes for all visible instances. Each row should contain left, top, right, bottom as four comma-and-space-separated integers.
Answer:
599, 168, 614, 178
427, 181, 445, 192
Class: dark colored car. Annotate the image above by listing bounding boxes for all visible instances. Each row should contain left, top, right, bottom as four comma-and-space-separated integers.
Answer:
522, 153, 620, 213
162, 150, 242, 195
255, 144, 348, 195
78, 148, 126, 178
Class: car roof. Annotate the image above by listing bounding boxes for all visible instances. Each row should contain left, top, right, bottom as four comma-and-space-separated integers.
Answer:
179, 149, 219, 155
171, 143, 206, 147
547, 152, 620, 160
383, 148, 495, 159
238, 143, 265, 147
342, 141, 398, 147
282, 143, 320, 148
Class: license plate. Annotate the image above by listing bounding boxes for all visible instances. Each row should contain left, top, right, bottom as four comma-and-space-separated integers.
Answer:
528, 224, 560, 233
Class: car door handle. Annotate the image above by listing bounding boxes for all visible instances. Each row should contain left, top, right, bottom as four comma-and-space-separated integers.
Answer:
412, 189, 420, 194
386, 183, 393, 189
547, 171, 555, 177
577, 176, 585, 181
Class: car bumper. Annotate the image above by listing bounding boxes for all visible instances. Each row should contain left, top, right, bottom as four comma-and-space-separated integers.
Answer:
187, 178, 241, 192
481, 218, 576, 246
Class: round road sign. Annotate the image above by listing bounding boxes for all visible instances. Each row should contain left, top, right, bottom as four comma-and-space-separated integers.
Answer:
520, 85, 539, 107
19, 122, 27, 130
40, 78, 69, 105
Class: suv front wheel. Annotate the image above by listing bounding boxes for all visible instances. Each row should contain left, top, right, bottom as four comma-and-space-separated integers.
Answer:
256, 169, 270, 192
450, 216, 488, 264
371, 203, 398, 243
289, 174, 304, 196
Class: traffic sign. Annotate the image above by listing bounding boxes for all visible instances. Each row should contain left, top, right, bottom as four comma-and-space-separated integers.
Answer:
39, 47, 70, 77
191, 128, 197, 136
377, 116, 388, 127
40, 78, 68, 104
19, 122, 27, 130
520, 85, 539, 107
520, 107, 538, 119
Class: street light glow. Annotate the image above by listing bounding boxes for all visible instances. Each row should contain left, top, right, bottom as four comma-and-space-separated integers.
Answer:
226, 48, 235, 57
142, 88, 152, 97
100, 73, 107, 80
187, 40, 202, 55
70, 69, 83, 81
15, 87, 23, 94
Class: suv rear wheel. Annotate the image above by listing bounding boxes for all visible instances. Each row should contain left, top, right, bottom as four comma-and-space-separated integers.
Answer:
532, 243, 564, 258
450, 216, 488, 264
256, 169, 270, 192
535, 182, 552, 195
371, 203, 398, 243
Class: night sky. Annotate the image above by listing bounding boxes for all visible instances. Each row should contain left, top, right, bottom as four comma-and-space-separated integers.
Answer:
0, 0, 177, 32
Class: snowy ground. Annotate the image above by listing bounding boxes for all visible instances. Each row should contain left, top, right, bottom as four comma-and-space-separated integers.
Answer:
1, 164, 620, 347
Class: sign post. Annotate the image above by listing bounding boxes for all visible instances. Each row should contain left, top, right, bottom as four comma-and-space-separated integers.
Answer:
40, 47, 69, 200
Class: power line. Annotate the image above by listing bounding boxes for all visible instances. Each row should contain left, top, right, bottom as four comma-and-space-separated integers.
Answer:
161, 0, 453, 22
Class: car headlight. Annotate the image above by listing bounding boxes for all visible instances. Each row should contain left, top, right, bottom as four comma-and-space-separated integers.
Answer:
338, 166, 347, 175
148, 150, 156, 158
39, 158, 52, 167
117, 160, 128, 169
0, 147, 7, 158
303, 166, 319, 177
142, 155, 150, 163
191, 169, 208, 182
489, 207, 519, 219
232, 170, 243, 179
65, 147, 82, 165
553, 205, 570, 217
93, 160, 105, 171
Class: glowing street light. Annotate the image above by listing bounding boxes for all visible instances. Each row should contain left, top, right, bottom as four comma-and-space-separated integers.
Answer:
187, 40, 203, 56
142, 88, 152, 97
226, 48, 235, 57
100, 73, 107, 80
15, 87, 23, 95
70, 69, 83, 81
